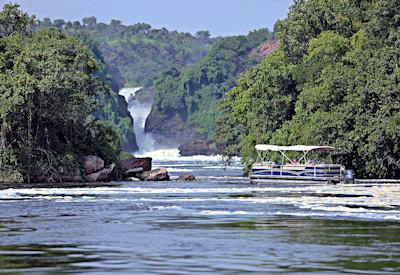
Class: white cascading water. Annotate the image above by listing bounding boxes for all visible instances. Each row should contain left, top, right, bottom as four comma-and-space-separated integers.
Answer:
119, 87, 181, 158
119, 87, 228, 161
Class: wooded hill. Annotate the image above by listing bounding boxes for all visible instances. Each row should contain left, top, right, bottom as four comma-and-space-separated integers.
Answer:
39, 17, 213, 87
37, 16, 214, 151
40, 15, 275, 153
146, 29, 275, 151
216, 0, 400, 179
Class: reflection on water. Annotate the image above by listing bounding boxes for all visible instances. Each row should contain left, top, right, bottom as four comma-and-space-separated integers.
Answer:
0, 218, 399, 273
0, 157, 399, 273
0, 244, 99, 273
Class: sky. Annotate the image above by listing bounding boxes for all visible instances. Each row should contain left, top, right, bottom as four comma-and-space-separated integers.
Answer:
1, 0, 293, 37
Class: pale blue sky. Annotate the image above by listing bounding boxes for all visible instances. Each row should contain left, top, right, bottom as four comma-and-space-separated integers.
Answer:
1, 0, 293, 36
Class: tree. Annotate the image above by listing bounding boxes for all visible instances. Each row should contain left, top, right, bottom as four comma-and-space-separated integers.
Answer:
82, 16, 97, 28
53, 19, 65, 28
0, 4, 35, 38
195, 30, 211, 40
110, 19, 122, 29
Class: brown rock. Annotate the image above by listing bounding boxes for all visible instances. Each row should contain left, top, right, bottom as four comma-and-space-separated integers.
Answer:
123, 167, 144, 178
176, 174, 196, 181
85, 164, 115, 182
82, 156, 104, 175
121, 157, 152, 172
250, 39, 280, 62
138, 168, 170, 181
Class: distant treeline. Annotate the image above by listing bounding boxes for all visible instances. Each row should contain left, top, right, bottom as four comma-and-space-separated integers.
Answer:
216, 0, 400, 179
37, 16, 213, 87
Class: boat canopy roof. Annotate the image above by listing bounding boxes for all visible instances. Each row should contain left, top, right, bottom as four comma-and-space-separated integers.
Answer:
255, 144, 335, 153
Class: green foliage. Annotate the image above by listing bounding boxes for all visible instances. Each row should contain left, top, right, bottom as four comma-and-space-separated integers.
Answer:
216, 49, 297, 171
36, 16, 214, 152
218, 0, 400, 178
0, 3, 35, 38
0, 5, 121, 182
38, 18, 213, 87
152, 29, 273, 140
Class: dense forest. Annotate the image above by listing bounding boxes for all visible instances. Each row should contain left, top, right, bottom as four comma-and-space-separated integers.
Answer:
0, 4, 120, 182
146, 29, 275, 150
216, 0, 400, 179
39, 17, 213, 87
37, 15, 214, 151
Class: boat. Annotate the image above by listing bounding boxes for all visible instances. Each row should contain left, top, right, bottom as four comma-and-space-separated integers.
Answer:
249, 144, 353, 184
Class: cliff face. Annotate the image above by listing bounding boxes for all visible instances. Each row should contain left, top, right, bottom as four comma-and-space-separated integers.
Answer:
145, 108, 220, 155
251, 39, 280, 61
119, 95, 138, 152
145, 106, 196, 148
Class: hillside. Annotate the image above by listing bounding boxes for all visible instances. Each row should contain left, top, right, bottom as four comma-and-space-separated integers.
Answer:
39, 17, 213, 87
37, 18, 214, 152
146, 29, 274, 154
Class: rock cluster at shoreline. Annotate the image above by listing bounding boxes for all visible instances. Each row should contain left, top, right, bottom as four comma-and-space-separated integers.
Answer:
121, 157, 169, 181
28, 155, 116, 183
24, 155, 197, 184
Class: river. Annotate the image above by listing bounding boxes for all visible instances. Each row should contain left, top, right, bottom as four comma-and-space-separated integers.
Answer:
0, 156, 399, 273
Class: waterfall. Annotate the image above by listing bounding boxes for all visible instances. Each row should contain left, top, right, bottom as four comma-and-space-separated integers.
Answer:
119, 87, 181, 158
119, 87, 156, 153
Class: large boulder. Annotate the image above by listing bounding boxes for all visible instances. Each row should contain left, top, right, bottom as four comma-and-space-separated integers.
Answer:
138, 168, 170, 181
123, 167, 144, 178
176, 174, 196, 181
85, 164, 115, 182
121, 157, 152, 172
82, 156, 104, 174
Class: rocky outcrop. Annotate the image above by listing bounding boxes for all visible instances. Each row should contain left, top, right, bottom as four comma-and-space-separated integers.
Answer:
82, 155, 104, 175
121, 157, 170, 181
26, 156, 115, 183
179, 139, 220, 156
137, 168, 170, 181
250, 39, 280, 62
176, 174, 196, 181
145, 108, 193, 149
85, 164, 115, 182
121, 157, 152, 172
118, 95, 139, 152
123, 167, 144, 178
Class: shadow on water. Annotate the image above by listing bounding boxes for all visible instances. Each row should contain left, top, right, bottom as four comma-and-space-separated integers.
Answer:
0, 243, 100, 273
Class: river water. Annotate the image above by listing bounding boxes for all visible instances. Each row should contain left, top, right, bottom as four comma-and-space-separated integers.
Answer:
0, 156, 400, 274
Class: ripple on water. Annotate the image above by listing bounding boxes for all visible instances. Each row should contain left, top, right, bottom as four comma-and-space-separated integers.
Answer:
0, 171, 400, 273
